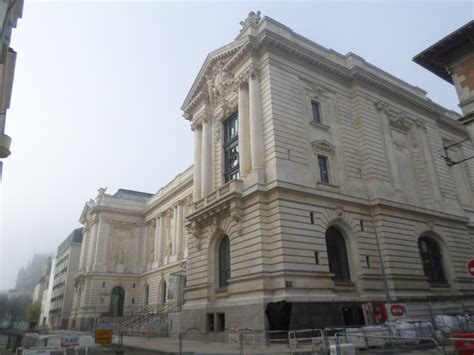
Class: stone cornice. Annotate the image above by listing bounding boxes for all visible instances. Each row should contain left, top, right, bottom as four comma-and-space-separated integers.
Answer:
257, 28, 462, 124
182, 16, 464, 135
143, 178, 193, 216
92, 205, 144, 219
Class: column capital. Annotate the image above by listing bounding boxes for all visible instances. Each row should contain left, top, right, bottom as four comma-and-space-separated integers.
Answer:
249, 63, 260, 79
191, 121, 202, 131
374, 101, 390, 115
237, 72, 250, 88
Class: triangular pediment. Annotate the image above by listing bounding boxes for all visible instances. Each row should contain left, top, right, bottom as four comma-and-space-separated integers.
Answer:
79, 199, 96, 224
181, 38, 249, 114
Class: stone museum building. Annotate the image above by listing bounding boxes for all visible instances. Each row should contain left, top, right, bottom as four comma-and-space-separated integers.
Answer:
69, 14, 474, 332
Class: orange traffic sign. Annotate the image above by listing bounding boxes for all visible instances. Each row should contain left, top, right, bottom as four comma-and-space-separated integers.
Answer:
95, 329, 113, 344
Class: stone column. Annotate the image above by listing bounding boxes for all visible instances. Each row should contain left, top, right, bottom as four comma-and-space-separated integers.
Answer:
176, 201, 184, 258
172, 205, 178, 255
87, 220, 99, 272
193, 123, 202, 201
158, 213, 165, 266
153, 217, 160, 265
93, 218, 109, 272
248, 66, 265, 170
238, 79, 251, 176
201, 116, 213, 195
78, 227, 89, 270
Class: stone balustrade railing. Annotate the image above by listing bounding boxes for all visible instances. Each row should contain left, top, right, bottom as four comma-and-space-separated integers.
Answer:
193, 179, 243, 212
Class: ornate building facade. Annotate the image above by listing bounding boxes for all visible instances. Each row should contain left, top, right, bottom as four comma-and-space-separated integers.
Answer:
70, 14, 474, 332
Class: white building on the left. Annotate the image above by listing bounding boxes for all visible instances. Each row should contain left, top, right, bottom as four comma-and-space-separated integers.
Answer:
49, 228, 83, 329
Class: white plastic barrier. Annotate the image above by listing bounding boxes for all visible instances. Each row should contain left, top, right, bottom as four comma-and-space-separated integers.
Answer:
330, 343, 356, 355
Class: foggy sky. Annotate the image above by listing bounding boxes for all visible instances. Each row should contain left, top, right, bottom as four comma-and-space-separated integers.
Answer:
1, 1, 472, 289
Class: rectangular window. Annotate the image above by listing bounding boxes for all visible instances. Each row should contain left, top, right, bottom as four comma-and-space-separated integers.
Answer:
216, 313, 225, 331
318, 155, 329, 183
207, 313, 215, 332
311, 101, 321, 123
223, 112, 240, 182
314, 251, 319, 265
310, 212, 314, 224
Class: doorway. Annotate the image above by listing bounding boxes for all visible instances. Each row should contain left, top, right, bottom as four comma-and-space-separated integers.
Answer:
110, 286, 125, 317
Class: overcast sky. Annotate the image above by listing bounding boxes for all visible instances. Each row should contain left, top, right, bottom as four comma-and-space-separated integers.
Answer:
0, 1, 472, 290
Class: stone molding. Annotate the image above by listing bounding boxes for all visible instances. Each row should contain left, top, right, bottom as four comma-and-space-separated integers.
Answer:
311, 139, 336, 155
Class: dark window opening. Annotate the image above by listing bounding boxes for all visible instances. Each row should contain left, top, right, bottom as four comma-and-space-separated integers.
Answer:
132, 283, 136, 288
161, 281, 167, 304
318, 155, 329, 183
144, 285, 149, 306
223, 112, 239, 182
102, 282, 105, 288
310, 212, 314, 224
342, 305, 365, 326
131, 298, 135, 304
360, 220, 364, 231
219, 236, 231, 288
325, 226, 350, 281
366, 256, 370, 268
314, 251, 319, 265
418, 237, 446, 284
217, 313, 225, 331
207, 313, 215, 332
311, 101, 321, 123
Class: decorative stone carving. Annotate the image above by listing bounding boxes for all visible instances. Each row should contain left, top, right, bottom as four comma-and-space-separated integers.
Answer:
239, 11, 261, 30
427, 221, 435, 230
164, 212, 173, 257
230, 201, 243, 237
392, 131, 408, 151
249, 63, 259, 79
214, 120, 221, 142
374, 101, 390, 114
97, 187, 107, 197
311, 140, 336, 154
389, 112, 413, 131
206, 60, 234, 107
334, 205, 344, 218
190, 119, 201, 132
186, 220, 202, 251
114, 248, 125, 265
301, 78, 324, 96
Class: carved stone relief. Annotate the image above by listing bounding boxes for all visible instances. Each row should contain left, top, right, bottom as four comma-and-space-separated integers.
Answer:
206, 61, 235, 107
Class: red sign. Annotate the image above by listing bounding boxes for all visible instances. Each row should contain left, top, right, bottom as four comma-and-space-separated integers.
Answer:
390, 304, 405, 317
468, 259, 474, 277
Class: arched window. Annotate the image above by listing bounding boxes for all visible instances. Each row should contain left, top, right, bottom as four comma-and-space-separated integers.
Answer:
160, 281, 167, 305
110, 286, 125, 317
325, 226, 350, 281
144, 285, 149, 306
218, 236, 231, 288
418, 237, 446, 283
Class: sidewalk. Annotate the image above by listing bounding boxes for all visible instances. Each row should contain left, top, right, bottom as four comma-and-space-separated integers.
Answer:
117, 335, 314, 354
116, 335, 446, 355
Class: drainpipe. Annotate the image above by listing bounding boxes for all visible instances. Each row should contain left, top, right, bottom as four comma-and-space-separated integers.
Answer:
362, 178, 392, 303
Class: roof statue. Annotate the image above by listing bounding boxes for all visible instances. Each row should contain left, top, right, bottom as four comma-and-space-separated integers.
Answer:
239, 11, 261, 30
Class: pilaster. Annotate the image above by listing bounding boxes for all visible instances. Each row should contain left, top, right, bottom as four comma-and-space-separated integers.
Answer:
192, 122, 202, 201
248, 64, 265, 173
238, 76, 251, 176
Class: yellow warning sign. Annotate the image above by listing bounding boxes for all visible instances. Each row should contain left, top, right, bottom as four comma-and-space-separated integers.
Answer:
95, 329, 113, 344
